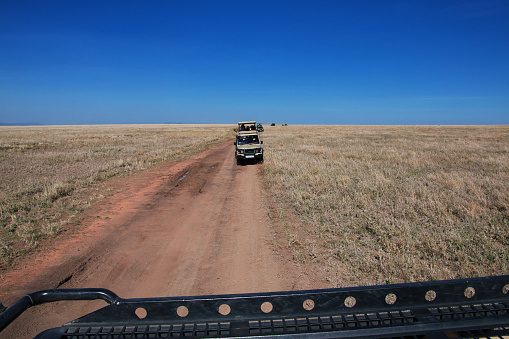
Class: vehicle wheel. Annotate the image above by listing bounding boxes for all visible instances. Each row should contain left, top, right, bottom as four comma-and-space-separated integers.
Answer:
236, 159, 241, 165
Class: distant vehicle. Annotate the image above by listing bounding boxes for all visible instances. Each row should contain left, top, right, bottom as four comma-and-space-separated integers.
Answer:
257, 123, 264, 132
235, 121, 263, 165
270, 123, 276, 126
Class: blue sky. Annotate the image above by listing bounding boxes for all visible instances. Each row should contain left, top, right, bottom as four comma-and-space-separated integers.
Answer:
1, 1, 508, 125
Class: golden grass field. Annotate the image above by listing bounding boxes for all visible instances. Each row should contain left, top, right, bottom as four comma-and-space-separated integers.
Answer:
0, 124, 234, 268
1, 124, 508, 288
262, 125, 509, 287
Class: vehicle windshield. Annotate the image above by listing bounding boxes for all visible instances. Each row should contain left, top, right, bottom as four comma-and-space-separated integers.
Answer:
237, 135, 259, 145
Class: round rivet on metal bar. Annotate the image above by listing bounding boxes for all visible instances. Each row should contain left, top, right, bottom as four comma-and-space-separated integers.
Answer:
344, 296, 356, 308
176, 305, 189, 318
218, 304, 231, 316
135, 307, 147, 319
303, 299, 315, 311
464, 287, 475, 299
261, 301, 273, 314
425, 290, 436, 302
385, 293, 397, 305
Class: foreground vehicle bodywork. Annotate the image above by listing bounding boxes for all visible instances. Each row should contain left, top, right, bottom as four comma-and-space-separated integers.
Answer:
1, 275, 509, 338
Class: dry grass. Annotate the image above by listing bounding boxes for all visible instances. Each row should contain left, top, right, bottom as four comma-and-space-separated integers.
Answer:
0, 124, 234, 268
261, 125, 509, 287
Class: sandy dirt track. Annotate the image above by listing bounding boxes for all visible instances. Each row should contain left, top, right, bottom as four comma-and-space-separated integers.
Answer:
0, 140, 320, 338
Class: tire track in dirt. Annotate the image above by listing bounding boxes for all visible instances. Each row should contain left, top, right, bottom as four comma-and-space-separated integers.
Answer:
0, 140, 318, 338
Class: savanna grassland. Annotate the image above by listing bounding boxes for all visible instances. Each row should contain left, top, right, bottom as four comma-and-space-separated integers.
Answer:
262, 125, 509, 287
0, 124, 233, 269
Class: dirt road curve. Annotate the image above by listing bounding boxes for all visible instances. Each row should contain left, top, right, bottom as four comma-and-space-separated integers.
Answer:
1, 140, 318, 338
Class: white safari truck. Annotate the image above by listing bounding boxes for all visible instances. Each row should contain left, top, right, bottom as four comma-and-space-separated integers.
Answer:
235, 121, 263, 165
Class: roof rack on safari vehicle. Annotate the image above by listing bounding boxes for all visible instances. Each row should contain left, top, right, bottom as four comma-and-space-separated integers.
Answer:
1, 275, 509, 338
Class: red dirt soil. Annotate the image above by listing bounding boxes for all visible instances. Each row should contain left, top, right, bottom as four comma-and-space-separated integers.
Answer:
0, 141, 324, 338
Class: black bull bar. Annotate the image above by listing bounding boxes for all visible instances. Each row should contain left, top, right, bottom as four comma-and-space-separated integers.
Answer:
1, 275, 509, 338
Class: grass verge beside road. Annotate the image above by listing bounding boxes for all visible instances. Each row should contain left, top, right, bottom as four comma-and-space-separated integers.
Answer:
0, 124, 234, 269
261, 125, 509, 287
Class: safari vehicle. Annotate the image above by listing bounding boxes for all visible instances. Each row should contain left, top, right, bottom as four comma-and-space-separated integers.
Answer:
257, 123, 264, 132
235, 121, 263, 165
1, 275, 509, 338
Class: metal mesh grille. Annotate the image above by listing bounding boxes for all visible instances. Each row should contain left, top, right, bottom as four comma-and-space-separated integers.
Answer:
247, 310, 416, 335
429, 302, 509, 320
58, 308, 509, 338
63, 322, 231, 338
61, 311, 417, 338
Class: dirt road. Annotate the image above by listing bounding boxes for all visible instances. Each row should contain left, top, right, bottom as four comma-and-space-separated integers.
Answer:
0, 140, 319, 338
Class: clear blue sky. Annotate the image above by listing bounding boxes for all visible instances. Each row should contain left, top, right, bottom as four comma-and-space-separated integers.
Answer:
1, 1, 508, 125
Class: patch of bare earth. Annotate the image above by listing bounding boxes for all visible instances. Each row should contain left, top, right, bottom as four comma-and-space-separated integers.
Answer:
0, 140, 325, 338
